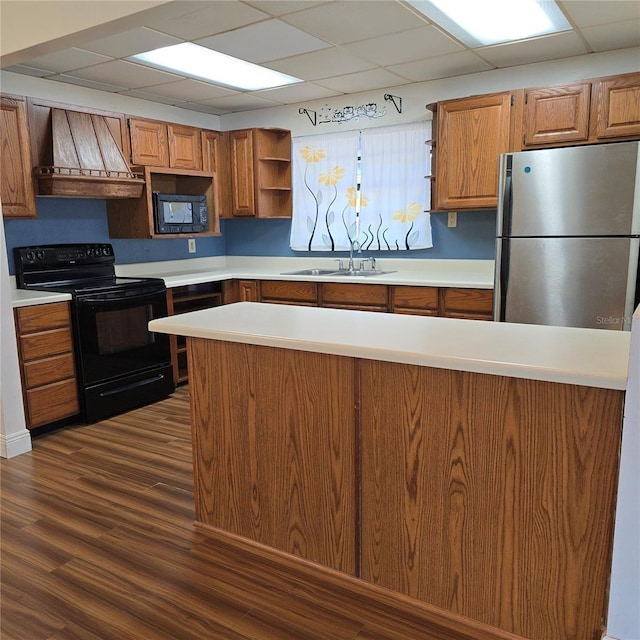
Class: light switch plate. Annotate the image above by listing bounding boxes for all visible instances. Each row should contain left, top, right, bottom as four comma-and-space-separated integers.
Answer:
447, 212, 457, 228
188, 238, 196, 253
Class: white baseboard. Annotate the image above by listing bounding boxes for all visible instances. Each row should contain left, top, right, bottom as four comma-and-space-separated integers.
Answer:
0, 429, 32, 458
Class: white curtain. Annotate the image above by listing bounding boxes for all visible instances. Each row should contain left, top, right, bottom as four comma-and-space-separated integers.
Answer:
290, 130, 358, 251
360, 122, 432, 250
290, 122, 432, 251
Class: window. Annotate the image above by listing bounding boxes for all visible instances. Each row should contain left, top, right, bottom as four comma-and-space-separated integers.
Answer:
290, 122, 432, 251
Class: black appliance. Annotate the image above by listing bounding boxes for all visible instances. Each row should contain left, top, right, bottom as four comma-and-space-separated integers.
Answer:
152, 193, 208, 234
14, 243, 175, 423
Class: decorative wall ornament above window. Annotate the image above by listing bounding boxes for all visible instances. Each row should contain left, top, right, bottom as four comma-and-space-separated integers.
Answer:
298, 94, 403, 126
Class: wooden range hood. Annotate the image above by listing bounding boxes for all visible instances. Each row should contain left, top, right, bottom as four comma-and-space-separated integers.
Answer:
34, 108, 144, 199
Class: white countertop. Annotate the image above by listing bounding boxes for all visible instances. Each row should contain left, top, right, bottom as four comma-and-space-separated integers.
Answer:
117, 256, 495, 289
149, 302, 631, 390
10, 257, 493, 307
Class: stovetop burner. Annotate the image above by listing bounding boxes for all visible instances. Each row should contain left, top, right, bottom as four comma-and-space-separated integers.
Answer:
14, 243, 164, 294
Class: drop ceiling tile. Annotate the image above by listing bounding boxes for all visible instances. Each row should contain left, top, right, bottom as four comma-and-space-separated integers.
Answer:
580, 21, 640, 51
47, 74, 127, 93
132, 79, 239, 101
11, 48, 112, 73
388, 51, 494, 82
196, 19, 331, 64
173, 101, 232, 115
560, 0, 640, 27
268, 48, 376, 81
117, 88, 182, 105
198, 93, 285, 111
343, 26, 464, 66
2, 64, 51, 78
143, 1, 270, 40
477, 31, 589, 68
254, 82, 342, 103
245, 1, 330, 17
65, 60, 183, 89
315, 68, 412, 93
282, 1, 427, 45
75, 27, 182, 58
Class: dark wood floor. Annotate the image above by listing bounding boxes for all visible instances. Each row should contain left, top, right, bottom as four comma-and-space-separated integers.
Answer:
2, 385, 455, 640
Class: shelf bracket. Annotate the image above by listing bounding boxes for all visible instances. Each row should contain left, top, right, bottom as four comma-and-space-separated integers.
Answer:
299, 108, 317, 126
384, 94, 402, 114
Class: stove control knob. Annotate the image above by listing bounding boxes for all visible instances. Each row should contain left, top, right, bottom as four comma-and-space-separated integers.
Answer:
26, 250, 36, 261
102, 246, 111, 256
86, 247, 94, 256
35, 250, 45, 260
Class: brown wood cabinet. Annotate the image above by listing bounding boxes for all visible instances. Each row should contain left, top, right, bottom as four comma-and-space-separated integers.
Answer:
226, 279, 492, 320
591, 71, 640, 139
260, 280, 318, 306
440, 287, 493, 319
229, 128, 292, 218
129, 117, 202, 170
523, 82, 591, 147
166, 282, 223, 384
522, 72, 640, 147
321, 282, 388, 312
0, 94, 37, 218
186, 333, 624, 640
201, 129, 232, 218
14, 302, 80, 429
433, 91, 517, 211
390, 285, 439, 316
106, 166, 220, 239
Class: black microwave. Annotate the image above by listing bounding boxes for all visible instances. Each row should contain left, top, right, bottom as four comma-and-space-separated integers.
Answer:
153, 193, 208, 234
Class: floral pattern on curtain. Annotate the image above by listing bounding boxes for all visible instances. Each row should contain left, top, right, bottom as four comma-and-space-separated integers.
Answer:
290, 122, 432, 251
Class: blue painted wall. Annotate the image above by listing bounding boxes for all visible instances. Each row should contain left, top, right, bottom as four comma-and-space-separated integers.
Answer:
3, 198, 496, 274
3, 198, 225, 274
223, 210, 497, 259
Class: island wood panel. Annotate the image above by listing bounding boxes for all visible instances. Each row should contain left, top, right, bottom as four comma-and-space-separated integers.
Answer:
187, 338, 357, 574
359, 360, 624, 640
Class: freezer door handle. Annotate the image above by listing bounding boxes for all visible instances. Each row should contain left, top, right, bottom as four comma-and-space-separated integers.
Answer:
498, 238, 510, 322
501, 156, 513, 238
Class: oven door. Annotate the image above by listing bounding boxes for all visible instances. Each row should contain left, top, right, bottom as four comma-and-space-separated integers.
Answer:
74, 285, 171, 386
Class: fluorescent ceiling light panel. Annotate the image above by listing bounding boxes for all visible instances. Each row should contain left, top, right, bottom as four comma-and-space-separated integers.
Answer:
130, 42, 301, 90
407, 0, 572, 47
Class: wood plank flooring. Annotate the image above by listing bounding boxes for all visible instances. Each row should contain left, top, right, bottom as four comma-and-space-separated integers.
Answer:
2, 385, 484, 640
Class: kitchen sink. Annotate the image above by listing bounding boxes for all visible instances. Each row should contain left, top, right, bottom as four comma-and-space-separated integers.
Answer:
281, 268, 396, 277
330, 270, 396, 277
281, 268, 341, 276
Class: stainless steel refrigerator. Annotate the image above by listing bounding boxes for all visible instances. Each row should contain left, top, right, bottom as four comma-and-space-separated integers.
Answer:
493, 141, 640, 331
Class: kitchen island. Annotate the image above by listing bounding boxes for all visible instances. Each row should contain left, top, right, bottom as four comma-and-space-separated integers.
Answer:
149, 303, 630, 640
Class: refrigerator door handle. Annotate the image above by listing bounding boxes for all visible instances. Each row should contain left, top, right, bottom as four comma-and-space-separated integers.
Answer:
498, 238, 510, 322
501, 156, 513, 238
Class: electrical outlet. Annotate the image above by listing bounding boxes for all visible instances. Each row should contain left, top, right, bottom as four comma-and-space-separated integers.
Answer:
447, 212, 457, 228
188, 238, 196, 253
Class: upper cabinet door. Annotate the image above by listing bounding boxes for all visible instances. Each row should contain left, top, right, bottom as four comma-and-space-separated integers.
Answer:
229, 129, 256, 217
202, 129, 231, 218
523, 82, 591, 147
129, 118, 168, 166
592, 72, 640, 140
435, 92, 514, 210
167, 123, 202, 170
1, 95, 37, 218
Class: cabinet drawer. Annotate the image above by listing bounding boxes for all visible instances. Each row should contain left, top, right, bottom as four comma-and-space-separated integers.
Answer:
322, 283, 388, 311
15, 302, 71, 333
261, 280, 318, 304
20, 327, 74, 361
441, 288, 493, 319
391, 286, 438, 315
23, 353, 76, 388
26, 379, 79, 428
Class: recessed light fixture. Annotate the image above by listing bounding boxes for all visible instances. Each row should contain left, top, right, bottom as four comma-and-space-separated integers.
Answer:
407, 0, 572, 47
129, 42, 302, 91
